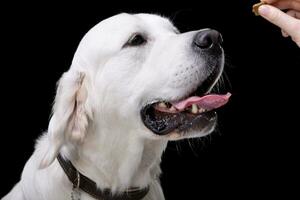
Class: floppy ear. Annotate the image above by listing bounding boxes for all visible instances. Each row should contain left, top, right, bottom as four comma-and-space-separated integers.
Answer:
39, 70, 92, 168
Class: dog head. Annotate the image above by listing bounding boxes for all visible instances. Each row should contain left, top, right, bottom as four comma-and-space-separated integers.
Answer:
40, 13, 230, 168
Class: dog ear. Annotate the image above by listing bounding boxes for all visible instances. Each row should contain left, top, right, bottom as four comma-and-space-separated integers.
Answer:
39, 70, 92, 168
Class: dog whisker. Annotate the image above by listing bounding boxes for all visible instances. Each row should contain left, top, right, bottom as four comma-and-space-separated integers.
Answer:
187, 139, 199, 157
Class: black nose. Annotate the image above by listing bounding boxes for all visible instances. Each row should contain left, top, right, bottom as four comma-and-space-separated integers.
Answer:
193, 29, 223, 49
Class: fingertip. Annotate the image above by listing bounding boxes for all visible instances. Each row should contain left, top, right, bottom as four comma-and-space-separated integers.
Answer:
258, 5, 271, 17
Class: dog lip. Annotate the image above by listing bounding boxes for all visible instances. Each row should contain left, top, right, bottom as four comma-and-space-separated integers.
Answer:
140, 101, 218, 136
140, 104, 179, 135
177, 111, 217, 133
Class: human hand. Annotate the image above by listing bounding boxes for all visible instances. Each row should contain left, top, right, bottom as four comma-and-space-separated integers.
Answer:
258, 0, 300, 47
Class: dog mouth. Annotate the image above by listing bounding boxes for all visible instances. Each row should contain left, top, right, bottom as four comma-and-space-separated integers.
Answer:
140, 67, 231, 136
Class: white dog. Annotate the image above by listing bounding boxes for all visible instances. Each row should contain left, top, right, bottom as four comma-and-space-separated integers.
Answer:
2, 13, 230, 200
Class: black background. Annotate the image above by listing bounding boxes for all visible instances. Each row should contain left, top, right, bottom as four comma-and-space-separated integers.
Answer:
1, 0, 300, 199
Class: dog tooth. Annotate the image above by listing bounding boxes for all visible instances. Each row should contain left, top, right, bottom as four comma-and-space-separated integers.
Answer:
198, 108, 206, 113
158, 102, 167, 108
169, 106, 176, 112
191, 104, 198, 114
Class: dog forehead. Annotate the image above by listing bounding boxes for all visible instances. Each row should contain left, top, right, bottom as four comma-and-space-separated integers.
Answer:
134, 13, 177, 33
95, 13, 176, 37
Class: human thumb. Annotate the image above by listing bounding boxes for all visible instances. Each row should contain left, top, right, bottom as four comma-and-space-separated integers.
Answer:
259, 5, 300, 46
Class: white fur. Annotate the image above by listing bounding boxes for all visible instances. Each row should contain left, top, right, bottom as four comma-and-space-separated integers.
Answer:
2, 13, 222, 200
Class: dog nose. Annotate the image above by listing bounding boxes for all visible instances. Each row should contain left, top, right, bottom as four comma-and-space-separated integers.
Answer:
193, 29, 223, 49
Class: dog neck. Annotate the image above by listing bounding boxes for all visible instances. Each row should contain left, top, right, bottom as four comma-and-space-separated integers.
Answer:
61, 126, 168, 193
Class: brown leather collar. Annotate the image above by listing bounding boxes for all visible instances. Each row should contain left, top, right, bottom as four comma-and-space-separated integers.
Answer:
57, 154, 149, 200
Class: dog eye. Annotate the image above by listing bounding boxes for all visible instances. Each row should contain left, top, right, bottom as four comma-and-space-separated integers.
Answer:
126, 34, 146, 47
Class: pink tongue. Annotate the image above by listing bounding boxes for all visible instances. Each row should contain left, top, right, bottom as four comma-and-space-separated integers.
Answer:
172, 92, 231, 111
